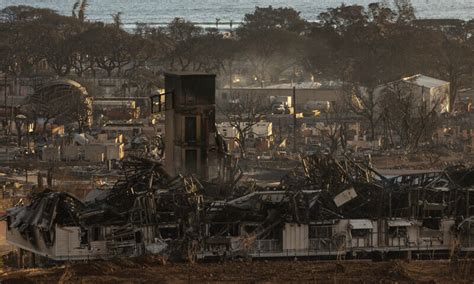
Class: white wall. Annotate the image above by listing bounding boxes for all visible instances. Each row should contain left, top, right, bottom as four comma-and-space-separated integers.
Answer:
283, 223, 309, 251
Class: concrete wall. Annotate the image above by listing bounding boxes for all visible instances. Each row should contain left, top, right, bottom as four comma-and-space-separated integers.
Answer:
105, 144, 124, 160
282, 223, 309, 250
441, 219, 455, 246
217, 123, 238, 139
97, 133, 108, 143
42, 146, 61, 161
62, 143, 123, 162
54, 226, 91, 259
217, 88, 341, 108
84, 145, 105, 163
6, 225, 90, 260
61, 145, 82, 161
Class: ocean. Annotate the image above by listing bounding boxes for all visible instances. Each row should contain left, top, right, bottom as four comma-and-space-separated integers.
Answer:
1, 0, 473, 29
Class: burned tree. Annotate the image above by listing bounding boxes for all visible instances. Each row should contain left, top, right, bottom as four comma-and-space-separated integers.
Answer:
24, 79, 92, 132
436, 36, 473, 112
316, 101, 350, 155
315, 2, 420, 141
379, 81, 441, 150
341, 83, 381, 141
218, 92, 269, 157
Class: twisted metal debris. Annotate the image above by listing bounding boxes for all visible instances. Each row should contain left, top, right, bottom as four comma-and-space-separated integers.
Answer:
4, 154, 474, 262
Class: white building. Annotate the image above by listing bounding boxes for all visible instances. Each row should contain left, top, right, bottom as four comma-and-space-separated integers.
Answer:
216, 121, 272, 139
216, 121, 273, 139
401, 74, 450, 112
250, 121, 273, 138
216, 122, 239, 139
217, 121, 273, 152
353, 74, 451, 116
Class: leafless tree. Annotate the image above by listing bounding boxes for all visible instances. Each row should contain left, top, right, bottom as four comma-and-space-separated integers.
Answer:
26, 94, 69, 133
379, 82, 441, 150
436, 37, 473, 112
218, 92, 269, 157
317, 101, 349, 155
341, 82, 381, 141
67, 94, 92, 131
24, 83, 91, 133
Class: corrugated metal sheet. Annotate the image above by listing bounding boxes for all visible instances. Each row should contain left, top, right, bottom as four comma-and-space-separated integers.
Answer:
387, 219, 413, 227
334, 188, 357, 207
349, 220, 373, 229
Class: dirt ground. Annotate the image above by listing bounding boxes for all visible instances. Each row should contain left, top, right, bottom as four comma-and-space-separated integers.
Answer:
1, 257, 474, 283
0, 199, 15, 256
1, 153, 473, 283
0, 221, 13, 256
371, 151, 473, 170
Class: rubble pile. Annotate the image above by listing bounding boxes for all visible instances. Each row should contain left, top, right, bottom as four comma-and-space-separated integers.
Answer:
3, 154, 474, 264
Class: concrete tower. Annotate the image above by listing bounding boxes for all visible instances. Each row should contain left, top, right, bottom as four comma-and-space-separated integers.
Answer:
164, 72, 217, 179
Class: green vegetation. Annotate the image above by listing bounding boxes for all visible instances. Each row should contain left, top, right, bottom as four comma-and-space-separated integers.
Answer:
0, 2, 472, 104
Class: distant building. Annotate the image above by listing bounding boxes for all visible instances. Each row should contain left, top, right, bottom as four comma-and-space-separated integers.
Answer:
399, 74, 450, 113
216, 123, 239, 151
163, 72, 219, 179
101, 122, 145, 137
217, 121, 273, 152
217, 122, 238, 138
250, 121, 273, 138
457, 89, 474, 113
79, 78, 149, 98
352, 75, 451, 115
270, 95, 292, 114
217, 82, 341, 110
217, 121, 272, 139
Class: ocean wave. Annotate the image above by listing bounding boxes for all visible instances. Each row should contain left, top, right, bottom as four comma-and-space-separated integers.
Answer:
2, 0, 473, 24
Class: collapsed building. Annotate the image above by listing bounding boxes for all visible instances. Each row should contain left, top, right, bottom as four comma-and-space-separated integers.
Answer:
3, 73, 474, 263
4, 155, 474, 262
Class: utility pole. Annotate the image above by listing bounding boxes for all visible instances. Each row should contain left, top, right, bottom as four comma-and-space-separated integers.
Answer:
229, 61, 232, 97
3, 74, 7, 135
10, 77, 15, 131
292, 86, 297, 153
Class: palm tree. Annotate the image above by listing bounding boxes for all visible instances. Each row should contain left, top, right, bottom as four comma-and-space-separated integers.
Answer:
72, 1, 79, 18
72, 0, 88, 22
112, 12, 123, 29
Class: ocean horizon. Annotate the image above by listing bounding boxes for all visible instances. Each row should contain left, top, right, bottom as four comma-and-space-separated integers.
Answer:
2, 0, 473, 29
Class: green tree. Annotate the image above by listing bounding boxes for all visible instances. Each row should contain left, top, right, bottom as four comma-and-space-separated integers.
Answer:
79, 22, 138, 77
312, 2, 418, 140
236, 6, 308, 84
72, 0, 88, 22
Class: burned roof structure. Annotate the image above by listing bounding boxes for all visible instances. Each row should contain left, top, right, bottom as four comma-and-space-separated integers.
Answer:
6, 191, 84, 247
4, 154, 474, 262
23, 79, 93, 127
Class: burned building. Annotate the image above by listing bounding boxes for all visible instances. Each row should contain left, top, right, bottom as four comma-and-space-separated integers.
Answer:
3, 154, 474, 263
164, 72, 218, 180
25, 79, 93, 129
3, 72, 474, 264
